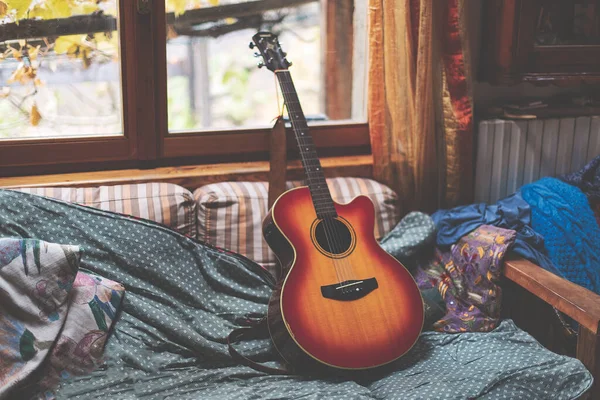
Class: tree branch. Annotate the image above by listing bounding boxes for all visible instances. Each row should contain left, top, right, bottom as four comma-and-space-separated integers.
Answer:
174, 14, 285, 38
0, 13, 116, 42
0, 0, 316, 42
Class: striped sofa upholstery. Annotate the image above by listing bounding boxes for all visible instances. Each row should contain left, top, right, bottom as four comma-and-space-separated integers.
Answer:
194, 177, 400, 277
11, 183, 197, 238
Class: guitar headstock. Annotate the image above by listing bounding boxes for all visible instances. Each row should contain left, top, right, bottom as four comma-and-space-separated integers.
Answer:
250, 31, 291, 72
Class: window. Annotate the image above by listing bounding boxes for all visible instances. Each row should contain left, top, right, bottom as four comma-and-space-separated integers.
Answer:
0, 0, 368, 174
0, 0, 122, 139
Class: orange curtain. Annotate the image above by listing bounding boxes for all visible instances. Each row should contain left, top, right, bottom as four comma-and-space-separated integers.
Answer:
368, 0, 474, 216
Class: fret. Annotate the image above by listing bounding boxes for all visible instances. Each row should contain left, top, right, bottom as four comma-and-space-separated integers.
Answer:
276, 70, 337, 218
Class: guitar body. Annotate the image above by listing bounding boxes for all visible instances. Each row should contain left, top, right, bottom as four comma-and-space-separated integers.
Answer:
264, 187, 424, 372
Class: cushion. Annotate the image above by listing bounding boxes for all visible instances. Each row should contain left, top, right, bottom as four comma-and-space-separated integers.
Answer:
0, 238, 80, 397
11, 183, 196, 238
0, 237, 125, 399
194, 177, 400, 276
35, 271, 125, 398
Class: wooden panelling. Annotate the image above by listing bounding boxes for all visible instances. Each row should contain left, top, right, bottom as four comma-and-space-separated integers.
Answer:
0, 155, 373, 191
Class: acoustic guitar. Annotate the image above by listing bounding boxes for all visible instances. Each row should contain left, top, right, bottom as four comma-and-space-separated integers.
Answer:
253, 32, 424, 372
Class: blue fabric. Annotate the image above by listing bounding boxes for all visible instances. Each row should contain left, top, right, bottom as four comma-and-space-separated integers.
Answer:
522, 177, 600, 294
431, 192, 561, 276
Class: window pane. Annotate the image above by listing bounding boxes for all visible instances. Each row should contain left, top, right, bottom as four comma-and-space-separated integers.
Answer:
536, 1, 600, 46
0, 1, 122, 140
166, 0, 366, 133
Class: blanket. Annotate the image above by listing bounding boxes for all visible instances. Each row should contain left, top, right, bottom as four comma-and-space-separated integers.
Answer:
522, 177, 600, 294
0, 190, 592, 400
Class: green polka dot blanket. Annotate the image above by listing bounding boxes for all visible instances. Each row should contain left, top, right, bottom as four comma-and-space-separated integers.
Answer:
0, 190, 592, 400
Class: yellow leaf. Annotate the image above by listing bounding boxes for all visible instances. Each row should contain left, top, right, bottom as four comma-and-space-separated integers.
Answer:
30, 103, 41, 126
0, 1, 8, 18
45, 0, 73, 18
71, 1, 97, 16
6, 0, 33, 20
26, 44, 40, 60
28, 4, 54, 19
8, 45, 22, 61
96, 32, 119, 54
166, 24, 178, 40
170, 0, 187, 16
54, 35, 84, 54
208, 0, 218, 5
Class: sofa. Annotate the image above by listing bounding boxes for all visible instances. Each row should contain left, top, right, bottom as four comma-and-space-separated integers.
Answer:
3, 176, 598, 399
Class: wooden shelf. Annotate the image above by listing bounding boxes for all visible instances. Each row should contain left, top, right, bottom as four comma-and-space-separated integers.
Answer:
479, 105, 600, 120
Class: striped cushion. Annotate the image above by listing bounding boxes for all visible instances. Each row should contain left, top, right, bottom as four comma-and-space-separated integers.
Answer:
11, 183, 196, 238
194, 177, 399, 276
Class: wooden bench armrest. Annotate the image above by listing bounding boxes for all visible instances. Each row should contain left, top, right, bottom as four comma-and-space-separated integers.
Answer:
504, 258, 600, 335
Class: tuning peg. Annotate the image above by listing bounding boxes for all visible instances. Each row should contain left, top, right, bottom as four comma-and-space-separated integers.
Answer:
282, 52, 287, 57
254, 52, 261, 57
286, 60, 293, 67
257, 62, 265, 68
249, 42, 255, 49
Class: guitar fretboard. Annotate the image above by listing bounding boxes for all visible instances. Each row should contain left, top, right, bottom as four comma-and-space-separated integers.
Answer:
276, 71, 337, 219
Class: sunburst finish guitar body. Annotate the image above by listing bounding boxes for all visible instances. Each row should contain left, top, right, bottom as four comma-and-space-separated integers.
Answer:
252, 32, 424, 372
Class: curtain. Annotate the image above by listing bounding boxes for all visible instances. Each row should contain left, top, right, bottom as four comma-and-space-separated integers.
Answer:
368, 0, 474, 216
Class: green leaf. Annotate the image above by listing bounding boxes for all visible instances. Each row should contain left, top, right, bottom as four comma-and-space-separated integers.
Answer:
88, 299, 108, 332
33, 239, 41, 274
19, 328, 36, 361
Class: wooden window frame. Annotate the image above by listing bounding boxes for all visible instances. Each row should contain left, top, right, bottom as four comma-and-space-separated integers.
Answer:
0, 0, 369, 177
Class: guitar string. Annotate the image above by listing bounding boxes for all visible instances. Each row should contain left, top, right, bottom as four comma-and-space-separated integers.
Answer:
277, 70, 357, 286
275, 70, 346, 285
276, 71, 351, 284
280, 72, 360, 287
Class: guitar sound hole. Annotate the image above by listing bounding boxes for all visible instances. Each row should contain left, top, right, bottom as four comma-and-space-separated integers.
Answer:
313, 218, 354, 257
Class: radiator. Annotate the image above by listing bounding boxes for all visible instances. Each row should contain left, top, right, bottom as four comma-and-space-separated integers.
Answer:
474, 116, 600, 203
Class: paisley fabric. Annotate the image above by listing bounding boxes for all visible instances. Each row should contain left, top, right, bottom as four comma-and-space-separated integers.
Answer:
415, 225, 517, 333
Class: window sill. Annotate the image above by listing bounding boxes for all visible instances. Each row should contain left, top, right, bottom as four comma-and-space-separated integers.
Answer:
0, 155, 373, 191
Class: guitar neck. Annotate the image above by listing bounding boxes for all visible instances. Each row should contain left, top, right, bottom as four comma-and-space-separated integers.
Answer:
276, 70, 337, 219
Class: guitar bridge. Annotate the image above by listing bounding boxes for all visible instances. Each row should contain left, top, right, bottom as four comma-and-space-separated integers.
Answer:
320, 278, 378, 301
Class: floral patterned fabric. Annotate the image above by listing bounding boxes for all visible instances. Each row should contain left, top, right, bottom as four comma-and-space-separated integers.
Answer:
0, 238, 79, 398
415, 225, 517, 333
0, 238, 125, 399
